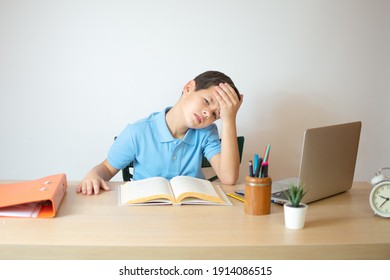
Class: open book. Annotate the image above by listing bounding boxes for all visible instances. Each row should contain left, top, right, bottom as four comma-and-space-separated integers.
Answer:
118, 176, 232, 206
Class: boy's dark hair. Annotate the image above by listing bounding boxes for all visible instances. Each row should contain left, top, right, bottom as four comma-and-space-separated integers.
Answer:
193, 71, 241, 100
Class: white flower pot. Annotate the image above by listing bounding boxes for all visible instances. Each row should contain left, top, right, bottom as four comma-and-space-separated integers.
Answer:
283, 203, 308, 229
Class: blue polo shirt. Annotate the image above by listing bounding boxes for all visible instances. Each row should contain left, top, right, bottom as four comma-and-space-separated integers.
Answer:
108, 107, 221, 180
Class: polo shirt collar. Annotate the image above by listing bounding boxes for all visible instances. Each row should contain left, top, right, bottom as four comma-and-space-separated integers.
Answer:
156, 107, 195, 146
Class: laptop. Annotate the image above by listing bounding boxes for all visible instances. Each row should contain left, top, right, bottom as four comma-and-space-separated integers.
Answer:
236, 121, 362, 204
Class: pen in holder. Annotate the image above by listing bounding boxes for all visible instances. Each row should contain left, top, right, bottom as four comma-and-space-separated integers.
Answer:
244, 176, 272, 215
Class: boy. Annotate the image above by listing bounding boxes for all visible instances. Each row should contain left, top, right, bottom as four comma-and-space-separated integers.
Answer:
77, 70, 243, 195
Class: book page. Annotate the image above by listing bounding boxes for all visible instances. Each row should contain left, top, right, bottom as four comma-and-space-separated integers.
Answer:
169, 176, 224, 204
119, 177, 175, 205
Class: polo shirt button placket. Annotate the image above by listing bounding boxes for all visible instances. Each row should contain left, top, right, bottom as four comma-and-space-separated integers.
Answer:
172, 141, 180, 160
169, 141, 181, 174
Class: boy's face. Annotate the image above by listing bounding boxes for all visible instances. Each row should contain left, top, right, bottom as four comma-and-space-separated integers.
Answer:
181, 83, 221, 129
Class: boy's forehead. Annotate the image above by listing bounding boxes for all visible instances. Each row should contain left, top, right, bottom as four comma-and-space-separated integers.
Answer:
202, 88, 217, 101
201, 85, 218, 95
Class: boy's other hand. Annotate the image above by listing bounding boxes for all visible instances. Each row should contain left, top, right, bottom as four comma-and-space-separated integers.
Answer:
77, 178, 110, 195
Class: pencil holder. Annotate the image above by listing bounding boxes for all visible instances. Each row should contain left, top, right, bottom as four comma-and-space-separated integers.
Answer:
244, 176, 272, 215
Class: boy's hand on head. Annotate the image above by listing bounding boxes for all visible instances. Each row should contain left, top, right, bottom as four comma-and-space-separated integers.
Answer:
214, 83, 243, 122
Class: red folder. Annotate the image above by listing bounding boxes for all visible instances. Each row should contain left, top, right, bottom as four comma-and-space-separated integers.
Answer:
0, 173, 67, 218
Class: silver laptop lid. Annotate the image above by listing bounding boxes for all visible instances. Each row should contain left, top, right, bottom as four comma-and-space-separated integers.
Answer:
298, 121, 362, 203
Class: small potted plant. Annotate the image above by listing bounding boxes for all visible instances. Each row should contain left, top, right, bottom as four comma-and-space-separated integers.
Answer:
283, 183, 308, 229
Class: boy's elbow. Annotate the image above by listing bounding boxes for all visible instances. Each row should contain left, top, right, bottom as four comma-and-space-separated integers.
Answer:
219, 174, 239, 185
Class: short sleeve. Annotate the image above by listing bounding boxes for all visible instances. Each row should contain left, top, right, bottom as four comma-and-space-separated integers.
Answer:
202, 124, 221, 161
107, 125, 136, 170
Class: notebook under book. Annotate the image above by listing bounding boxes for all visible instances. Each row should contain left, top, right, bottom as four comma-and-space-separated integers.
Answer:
237, 121, 362, 204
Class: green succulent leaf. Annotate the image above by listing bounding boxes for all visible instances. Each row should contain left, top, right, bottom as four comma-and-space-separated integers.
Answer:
284, 183, 308, 207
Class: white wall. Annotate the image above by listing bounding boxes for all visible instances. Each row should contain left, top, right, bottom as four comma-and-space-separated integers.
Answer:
1, 0, 389, 183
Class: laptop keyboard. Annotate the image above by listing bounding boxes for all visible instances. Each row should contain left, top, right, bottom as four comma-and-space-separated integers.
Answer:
271, 190, 289, 200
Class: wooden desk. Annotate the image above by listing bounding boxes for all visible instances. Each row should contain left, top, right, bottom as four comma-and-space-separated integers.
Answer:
0, 181, 389, 260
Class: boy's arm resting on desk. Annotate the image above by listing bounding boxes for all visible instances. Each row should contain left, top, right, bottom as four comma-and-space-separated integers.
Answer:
77, 159, 119, 195
210, 84, 243, 185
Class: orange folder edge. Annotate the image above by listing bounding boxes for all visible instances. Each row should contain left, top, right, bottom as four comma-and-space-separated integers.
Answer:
0, 173, 67, 218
